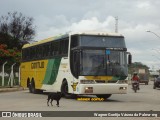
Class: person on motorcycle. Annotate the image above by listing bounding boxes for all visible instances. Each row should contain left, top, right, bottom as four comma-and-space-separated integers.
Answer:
131, 72, 140, 90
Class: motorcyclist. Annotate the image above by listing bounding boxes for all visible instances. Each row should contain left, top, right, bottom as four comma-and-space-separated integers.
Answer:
131, 72, 140, 90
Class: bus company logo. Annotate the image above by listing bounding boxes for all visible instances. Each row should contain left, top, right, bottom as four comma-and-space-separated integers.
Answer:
31, 61, 44, 69
71, 82, 78, 91
2, 112, 11, 117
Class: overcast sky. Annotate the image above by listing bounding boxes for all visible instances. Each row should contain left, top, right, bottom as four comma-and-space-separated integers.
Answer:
1, 0, 160, 70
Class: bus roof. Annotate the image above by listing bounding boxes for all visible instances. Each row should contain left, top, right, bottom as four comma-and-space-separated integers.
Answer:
70, 31, 123, 37
22, 31, 123, 49
22, 34, 68, 48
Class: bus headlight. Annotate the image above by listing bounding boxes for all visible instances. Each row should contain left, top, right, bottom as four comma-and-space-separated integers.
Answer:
85, 87, 93, 93
119, 87, 127, 90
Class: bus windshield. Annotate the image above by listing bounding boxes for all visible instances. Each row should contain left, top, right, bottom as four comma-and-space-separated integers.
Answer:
80, 49, 127, 76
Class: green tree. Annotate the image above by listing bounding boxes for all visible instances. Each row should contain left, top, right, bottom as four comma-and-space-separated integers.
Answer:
0, 11, 36, 49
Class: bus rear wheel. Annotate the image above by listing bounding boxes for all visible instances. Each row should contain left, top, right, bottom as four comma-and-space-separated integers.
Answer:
96, 94, 112, 100
30, 80, 36, 93
29, 83, 32, 93
27, 79, 32, 93
29, 80, 43, 94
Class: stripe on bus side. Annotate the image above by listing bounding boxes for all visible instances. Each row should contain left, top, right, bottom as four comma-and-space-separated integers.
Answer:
42, 58, 62, 85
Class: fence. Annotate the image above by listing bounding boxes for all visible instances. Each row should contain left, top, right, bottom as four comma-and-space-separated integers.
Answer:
0, 62, 20, 87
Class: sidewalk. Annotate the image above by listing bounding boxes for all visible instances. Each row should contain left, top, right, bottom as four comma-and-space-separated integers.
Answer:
0, 86, 24, 92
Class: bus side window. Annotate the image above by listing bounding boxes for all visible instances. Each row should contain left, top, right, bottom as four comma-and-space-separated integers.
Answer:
35, 46, 37, 59
64, 39, 69, 55
60, 40, 64, 55
48, 43, 52, 57
44, 44, 47, 57
52, 42, 55, 56
33, 47, 36, 60
42, 44, 45, 57
47, 43, 51, 57
26, 48, 29, 60
37, 45, 41, 59
30, 47, 33, 60
54, 41, 59, 56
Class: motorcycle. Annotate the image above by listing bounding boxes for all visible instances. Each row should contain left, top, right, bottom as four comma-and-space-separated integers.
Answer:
132, 81, 139, 93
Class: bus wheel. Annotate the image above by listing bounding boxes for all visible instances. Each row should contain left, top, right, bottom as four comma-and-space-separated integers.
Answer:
30, 80, 43, 94
29, 83, 32, 93
61, 81, 70, 98
27, 79, 32, 93
96, 94, 112, 100
30, 80, 37, 94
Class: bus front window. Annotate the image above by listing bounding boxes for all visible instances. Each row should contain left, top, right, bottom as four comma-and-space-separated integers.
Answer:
81, 50, 105, 76
106, 51, 127, 77
80, 49, 127, 77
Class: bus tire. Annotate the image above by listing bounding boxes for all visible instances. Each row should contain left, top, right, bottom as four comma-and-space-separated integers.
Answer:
30, 80, 37, 94
30, 80, 43, 94
96, 94, 112, 100
29, 84, 32, 93
27, 79, 32, 93
153, 85, 156, 89
70, 94, 77, 99
61, 80, 70, 98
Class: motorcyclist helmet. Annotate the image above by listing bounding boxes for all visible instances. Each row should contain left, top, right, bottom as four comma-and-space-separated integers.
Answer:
133, 72, 138, 75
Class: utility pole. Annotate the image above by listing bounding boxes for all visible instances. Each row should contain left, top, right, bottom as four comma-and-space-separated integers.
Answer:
115, 16, 118, 33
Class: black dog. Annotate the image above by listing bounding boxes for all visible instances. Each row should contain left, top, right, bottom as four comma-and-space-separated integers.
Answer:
47, 92, 62, 107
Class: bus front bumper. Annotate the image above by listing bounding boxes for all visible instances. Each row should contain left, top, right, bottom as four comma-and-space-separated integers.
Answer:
79, 83, 128, 94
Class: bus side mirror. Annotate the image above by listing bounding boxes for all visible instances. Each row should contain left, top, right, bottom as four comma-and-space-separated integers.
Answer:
128, 54, 132, 65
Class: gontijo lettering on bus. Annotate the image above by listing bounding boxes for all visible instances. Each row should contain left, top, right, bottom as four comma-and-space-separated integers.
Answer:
31, 62, 44, 69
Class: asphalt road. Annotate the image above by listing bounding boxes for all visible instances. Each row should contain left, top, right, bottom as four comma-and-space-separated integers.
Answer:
0, 81, 160, 120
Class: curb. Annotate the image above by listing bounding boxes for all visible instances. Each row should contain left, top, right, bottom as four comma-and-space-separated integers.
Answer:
0, 86, 24, 92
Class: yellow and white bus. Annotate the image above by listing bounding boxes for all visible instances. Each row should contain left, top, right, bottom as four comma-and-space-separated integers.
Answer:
20, 31, 131, 99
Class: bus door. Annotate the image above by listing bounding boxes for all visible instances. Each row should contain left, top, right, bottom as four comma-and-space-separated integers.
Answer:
72, 50, 80, 79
